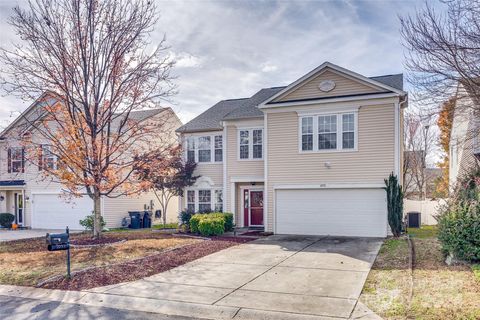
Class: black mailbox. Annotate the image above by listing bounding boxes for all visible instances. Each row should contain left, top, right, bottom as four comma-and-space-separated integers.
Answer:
46, 232, 70, 251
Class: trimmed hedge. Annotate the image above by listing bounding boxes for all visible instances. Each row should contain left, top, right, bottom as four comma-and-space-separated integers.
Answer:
0, 213, 15, 228
189, 212, 234, 235
198, 217, 224, 236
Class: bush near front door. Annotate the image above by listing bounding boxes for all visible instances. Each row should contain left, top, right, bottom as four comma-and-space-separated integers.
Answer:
190, 212, 234, 236
0, 213, 15, 228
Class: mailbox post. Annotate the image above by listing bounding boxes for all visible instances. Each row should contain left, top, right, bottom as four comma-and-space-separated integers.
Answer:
46, 227, 71, 279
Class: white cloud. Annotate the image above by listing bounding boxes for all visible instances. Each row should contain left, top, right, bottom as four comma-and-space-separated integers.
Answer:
261, 62, 278, 73
0, 0, 422, 126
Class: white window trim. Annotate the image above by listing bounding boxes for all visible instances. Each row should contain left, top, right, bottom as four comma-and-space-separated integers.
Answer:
237, 127, 264, 161
185, 134, 223, 165
298, 111, 358, 153
185, 187, 224, 212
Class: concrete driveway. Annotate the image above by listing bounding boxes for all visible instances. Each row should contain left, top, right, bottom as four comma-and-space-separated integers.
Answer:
88, 235, 383, 319
0, 229, 68, 242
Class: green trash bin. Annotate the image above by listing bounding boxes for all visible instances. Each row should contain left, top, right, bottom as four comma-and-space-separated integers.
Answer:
128, 211, 142, 229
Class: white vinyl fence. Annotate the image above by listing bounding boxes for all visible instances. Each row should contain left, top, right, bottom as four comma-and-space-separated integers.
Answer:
403, 199, 448, 225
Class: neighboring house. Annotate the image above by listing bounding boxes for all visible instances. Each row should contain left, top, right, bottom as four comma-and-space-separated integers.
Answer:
403, 150, 442, 199
177, 62, 407, 237
0, 93, 182, 229
449, 88, 480, 190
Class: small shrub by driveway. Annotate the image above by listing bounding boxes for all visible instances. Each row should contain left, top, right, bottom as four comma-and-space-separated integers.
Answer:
0, 229, 251, 290
360, 226, 480, 319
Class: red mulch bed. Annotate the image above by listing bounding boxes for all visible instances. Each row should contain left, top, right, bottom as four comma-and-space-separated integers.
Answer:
39, 238, 252, 291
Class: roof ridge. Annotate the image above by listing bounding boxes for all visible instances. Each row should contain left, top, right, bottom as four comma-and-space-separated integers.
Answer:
223, 97, 249, 101
369, 73, 403, 78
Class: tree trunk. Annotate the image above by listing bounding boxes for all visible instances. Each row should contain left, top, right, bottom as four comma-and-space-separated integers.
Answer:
93, 191, 102, 239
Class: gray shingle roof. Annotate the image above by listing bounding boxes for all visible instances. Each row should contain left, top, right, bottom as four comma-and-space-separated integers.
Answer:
222, 87, 285, 121
178, 73, 404, 133
111, 108, 165, 130
176, 99, 247, 133
370, 74, 403, 91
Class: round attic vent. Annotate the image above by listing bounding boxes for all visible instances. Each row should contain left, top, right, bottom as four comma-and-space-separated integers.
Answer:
318, 80, 336, 92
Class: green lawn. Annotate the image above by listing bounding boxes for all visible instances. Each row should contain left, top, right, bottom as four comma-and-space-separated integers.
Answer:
361, 225, 480, 319
152, 222, 178, 230
407, 225, 438, 238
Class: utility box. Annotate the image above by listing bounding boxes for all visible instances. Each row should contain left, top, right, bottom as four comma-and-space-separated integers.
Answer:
407, 211, 421, 228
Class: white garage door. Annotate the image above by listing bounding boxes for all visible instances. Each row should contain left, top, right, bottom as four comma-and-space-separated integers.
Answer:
32, 194, 93, 230
276, 188, 387, 237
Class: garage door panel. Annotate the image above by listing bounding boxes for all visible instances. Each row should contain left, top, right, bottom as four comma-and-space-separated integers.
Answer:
32, 194, 93, 230
276, 189, 387, 237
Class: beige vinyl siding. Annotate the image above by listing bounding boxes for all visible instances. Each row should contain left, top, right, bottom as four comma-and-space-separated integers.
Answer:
225, 124, 264, 213
456, 119, 480, 182
266, 104, 395, 231
273, 69, 382, 103
102, 192, 179, 227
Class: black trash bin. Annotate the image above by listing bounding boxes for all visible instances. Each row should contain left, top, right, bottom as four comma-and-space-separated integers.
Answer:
143, 211, 152, 228
129, 211, 142, 229
407, 211, 421, 228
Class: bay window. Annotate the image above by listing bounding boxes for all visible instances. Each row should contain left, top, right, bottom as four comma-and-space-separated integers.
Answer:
238, 128, 263, 160
300, 112, 357, 152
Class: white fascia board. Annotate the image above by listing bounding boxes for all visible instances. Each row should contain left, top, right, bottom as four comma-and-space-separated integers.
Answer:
258, 62, 406, 108
230, 176, 264, 183
259, 92, 400, 110
273, 183, 385, 190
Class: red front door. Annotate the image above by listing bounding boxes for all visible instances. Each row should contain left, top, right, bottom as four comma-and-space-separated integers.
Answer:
250, 191, 263, 226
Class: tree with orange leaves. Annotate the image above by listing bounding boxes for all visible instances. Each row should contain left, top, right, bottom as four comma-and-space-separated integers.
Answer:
434, 97, 456, 197
0, 0, 176, 238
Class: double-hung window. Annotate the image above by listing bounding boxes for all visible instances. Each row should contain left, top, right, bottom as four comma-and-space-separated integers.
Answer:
300, 112, 357, 152
214, 190, 223, 212
41, 145, 57, 170
198, 136, 211, 162
342, 114, 355, 149
187, 190, 195, 213
185, 135, 223, 163
239, 130, 249, 159
239, 128, 263, 160
301, 117, 313, 151
214, 135, 223, 162
187, 137, 195, 162
198, 190, 212, 212
318, 115, 337, 150
8, 147, 24, 173
185, 188, 224, 213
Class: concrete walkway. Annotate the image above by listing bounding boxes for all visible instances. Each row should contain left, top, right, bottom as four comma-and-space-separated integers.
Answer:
0, 235, 383, 320
0, 229, 71, 242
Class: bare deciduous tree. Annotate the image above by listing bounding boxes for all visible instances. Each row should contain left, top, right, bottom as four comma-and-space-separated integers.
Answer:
403, 110, 436, 200
0, 0, 176, 238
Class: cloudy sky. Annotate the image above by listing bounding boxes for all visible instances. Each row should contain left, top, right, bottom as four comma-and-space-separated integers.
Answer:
0, 0, 434, 128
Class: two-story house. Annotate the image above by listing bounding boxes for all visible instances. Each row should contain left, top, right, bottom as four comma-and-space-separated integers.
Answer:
449, 87, 480, 189
0, 92, 181, 230
177, 62, 407, 237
